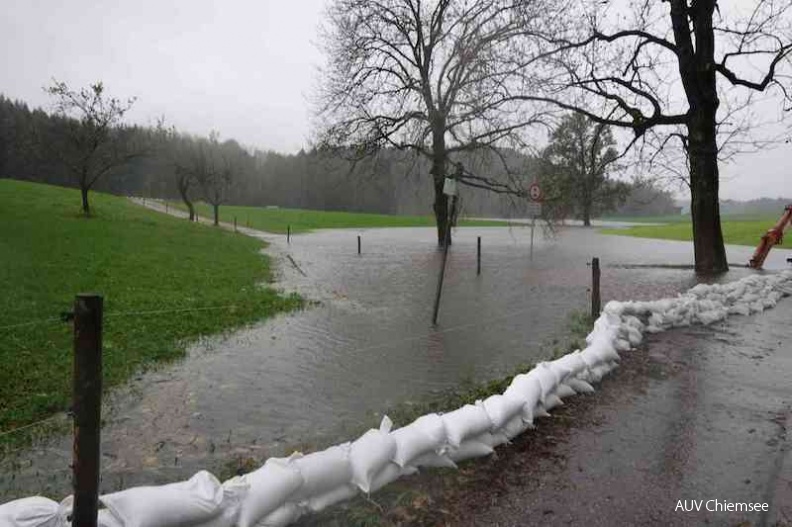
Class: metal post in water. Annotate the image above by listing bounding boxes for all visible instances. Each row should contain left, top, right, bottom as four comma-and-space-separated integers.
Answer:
72, 294, 103, 527
287, 225, 291, 244
477, 236, 481, 275
591, 257, 601, 318
357, 235, 361, 255
432, 195, 458, 325
530, 216, 536, 260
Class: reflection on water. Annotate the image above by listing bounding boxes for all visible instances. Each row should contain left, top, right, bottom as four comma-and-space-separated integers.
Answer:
1, 225, 787, 499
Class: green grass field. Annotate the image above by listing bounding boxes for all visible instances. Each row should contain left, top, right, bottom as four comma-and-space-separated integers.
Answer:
601, 216, 792, 248
0, 180, 301, 442
180, 202, 509, 234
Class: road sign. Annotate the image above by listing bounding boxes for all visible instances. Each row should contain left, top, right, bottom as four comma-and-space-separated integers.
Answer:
528, 182, 543, 202
443, 177, 458, 196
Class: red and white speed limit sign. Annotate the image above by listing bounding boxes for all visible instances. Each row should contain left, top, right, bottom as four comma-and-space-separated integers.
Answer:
528, 182, 543, 202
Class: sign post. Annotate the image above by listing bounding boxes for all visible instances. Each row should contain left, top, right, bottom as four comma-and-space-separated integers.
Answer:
527, 182, 543, 260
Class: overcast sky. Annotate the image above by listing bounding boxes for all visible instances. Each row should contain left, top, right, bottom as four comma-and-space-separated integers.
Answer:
1, 0, 789, 200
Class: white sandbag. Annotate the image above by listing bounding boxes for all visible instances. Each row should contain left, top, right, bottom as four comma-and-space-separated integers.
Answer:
391, 413, 446, 468
544, 360, 573, 385
256, 503, 305, 527
349, 416, 397, 493
614, 338, 631, 351
554, 382, 576, 399
527, 366, 558, 404
409, 451, 458, 469
542, 394, 563, 411
472, 431, 509, 449
566, 378, 595, 395
503, 373, 542, 420
447, 439, 494, 462
306, 484, 358, 513
56, 497, 123, 527
293, 443, 352, 500
626, 326, 643, 346
0, 497, 59, 527
368, 462, 417, 494
552, 351, 587, 377
237, 455, 304, 527
195, 476, 250, 527
101, 470, 224, 527
502, 414, 531, 439
441, 403, 493, 448
481, 394, 525, 430
98, 510, 124, 527
534, 404, 552, 418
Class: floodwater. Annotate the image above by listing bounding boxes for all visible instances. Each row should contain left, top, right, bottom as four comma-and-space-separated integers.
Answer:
1, 222, 789, 500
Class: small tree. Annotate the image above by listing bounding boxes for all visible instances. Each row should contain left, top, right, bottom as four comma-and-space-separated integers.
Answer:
45, 80, 137, 216
542, 113, 628, 226
193, 133, 234, 226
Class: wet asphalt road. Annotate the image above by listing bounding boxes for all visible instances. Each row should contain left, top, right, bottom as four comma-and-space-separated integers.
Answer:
450, 296, 792, 527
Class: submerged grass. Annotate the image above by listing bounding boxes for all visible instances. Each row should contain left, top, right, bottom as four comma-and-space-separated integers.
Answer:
178, 201, 509, 234
0, 180, 302, 447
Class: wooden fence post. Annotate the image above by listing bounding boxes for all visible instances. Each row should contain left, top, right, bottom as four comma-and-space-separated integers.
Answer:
477, 236, 481, 276
591, 257, 601, 319
72, 294, 103, 527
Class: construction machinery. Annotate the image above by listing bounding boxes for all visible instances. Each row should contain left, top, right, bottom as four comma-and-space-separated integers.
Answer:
748, 204, 792, 269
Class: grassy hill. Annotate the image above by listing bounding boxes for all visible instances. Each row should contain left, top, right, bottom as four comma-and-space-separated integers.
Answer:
0, 180, 301, 443
182, 202, 509, 234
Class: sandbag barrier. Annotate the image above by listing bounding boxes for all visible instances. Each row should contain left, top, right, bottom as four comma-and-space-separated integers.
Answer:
4, 271, 791, 527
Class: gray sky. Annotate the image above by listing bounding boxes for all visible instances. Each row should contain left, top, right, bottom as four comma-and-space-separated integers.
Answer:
1, 0, 789, 200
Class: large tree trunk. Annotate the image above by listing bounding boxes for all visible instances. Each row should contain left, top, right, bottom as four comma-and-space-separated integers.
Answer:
80, 186, 91, 217
431, 122, 450, 247
688, 110, 728, 274
670, 0, 728, 274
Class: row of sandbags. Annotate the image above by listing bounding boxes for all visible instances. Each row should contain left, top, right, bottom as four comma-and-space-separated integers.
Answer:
4, 271, 790, 527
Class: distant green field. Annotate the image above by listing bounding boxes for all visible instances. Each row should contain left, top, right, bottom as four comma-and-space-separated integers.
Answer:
601, 214, 692, 224
0, 180, 301, 442
179, 202, 509, 234
601, 216, 791, 248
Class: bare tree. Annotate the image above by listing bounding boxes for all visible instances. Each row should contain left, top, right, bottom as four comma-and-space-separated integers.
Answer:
518, 0, 792, 273
45, 80, 138, 216
316, 0, 553, 245
192, 133, 234, 226
542, 113, 628, 226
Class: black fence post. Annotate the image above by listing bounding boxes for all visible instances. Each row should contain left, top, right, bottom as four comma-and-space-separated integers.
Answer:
477, 236, 481, 276
72, 294, 103, 527
357, 235, 361, 255
591, 257, 601, 319
234, 216, 237, 232
287, 225, 291, 244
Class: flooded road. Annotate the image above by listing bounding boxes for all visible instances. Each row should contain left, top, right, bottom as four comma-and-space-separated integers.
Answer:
1, 222, 789, 500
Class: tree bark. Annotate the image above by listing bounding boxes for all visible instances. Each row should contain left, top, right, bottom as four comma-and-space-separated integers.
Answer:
431, 121, 450, 247
177, 180, 195, 221
688, 110, 728, 274
80, 186, 91, 217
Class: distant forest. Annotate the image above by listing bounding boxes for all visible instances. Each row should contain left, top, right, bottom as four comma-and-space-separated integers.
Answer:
0, 93, 684, 218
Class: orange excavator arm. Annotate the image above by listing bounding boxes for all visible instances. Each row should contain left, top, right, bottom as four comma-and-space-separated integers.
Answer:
748, 204, 792, 269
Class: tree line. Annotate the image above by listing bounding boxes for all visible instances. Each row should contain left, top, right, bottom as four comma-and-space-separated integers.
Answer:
1, 86, 677, 226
